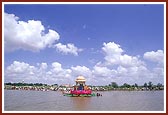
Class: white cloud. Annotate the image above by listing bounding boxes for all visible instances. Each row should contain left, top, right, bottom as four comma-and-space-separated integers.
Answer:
5, 61, 38, 83
121, 55, 145, 67
40, 63, 48, 70
4, 42, 164, 85
4, 12, 83, 56
6, 61, 36, 74
51, 62, 63, 72
151, 67, 164, 83
4, 13, 60, 52
50, 62, 72, 80
102, 42, 123, 65
143, 50, 164, 65
54, 43, 83, 56
102, 42, 123, 55
71, 65, 92, 78
92, 66, 117, 77
102, 42, 144, 67
97, 42, 164, 85
117, 66, 128, 75
5, 61, 73, 84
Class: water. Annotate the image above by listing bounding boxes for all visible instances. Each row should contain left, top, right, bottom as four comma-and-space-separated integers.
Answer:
4, 90, 164, 111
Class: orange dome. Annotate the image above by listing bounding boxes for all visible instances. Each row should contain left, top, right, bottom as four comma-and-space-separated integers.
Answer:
75, 76, 86, 82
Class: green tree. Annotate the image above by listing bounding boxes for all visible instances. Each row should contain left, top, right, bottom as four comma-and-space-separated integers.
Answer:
157, 83, 163, 90
5, 82, 12, 85
134, 83, 138, 87
121, 83, 130, 88
111, 82, 118, 88
157, 83, 162, 87
148, 81, 153, 90
144, 83, 147, 88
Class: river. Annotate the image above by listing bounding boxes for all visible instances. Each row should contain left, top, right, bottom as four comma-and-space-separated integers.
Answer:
4, 90, 164, 111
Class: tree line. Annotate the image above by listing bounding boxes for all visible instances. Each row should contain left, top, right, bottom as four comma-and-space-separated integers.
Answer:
4, 81, 164, 91
4, 82, 56, 87
104, 81, 164, 90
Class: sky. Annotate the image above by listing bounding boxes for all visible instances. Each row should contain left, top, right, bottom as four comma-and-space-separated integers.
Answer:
3, 3, 165, 86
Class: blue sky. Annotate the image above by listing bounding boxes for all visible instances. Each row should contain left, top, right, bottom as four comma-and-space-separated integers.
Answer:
4, 3, 164, 85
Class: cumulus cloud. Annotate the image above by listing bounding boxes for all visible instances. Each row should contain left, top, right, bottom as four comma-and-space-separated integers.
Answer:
102, 42, 123, 65
143, 50, 164, 65
5, 61, 73, 84
92, 66, 117, 77
39, 63, 48, 70
51, 62, 63, 72
4, 12, 83, 56
102, 42, 144, 67
97, 42, 164, 85
102, 42, 123, 55
5, 61, 38, 82
46, 62, 73, 83
4, 13, 60, 52
71, 66, 92, 78
54, 43, 83, 56
4, 42, 164, 85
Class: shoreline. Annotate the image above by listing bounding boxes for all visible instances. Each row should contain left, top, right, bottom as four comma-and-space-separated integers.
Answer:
4, 85, 164, 92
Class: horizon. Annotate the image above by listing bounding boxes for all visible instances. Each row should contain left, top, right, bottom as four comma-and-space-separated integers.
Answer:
4, 81, 164, 86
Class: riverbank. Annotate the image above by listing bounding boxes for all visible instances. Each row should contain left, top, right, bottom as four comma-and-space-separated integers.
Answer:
4, 85, 164, 92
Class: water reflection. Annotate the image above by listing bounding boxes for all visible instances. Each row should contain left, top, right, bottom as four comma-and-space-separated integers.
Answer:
70, 97, 91, 111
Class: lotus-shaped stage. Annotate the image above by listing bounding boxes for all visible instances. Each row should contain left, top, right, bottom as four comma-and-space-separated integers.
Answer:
63, 76, 95, 97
